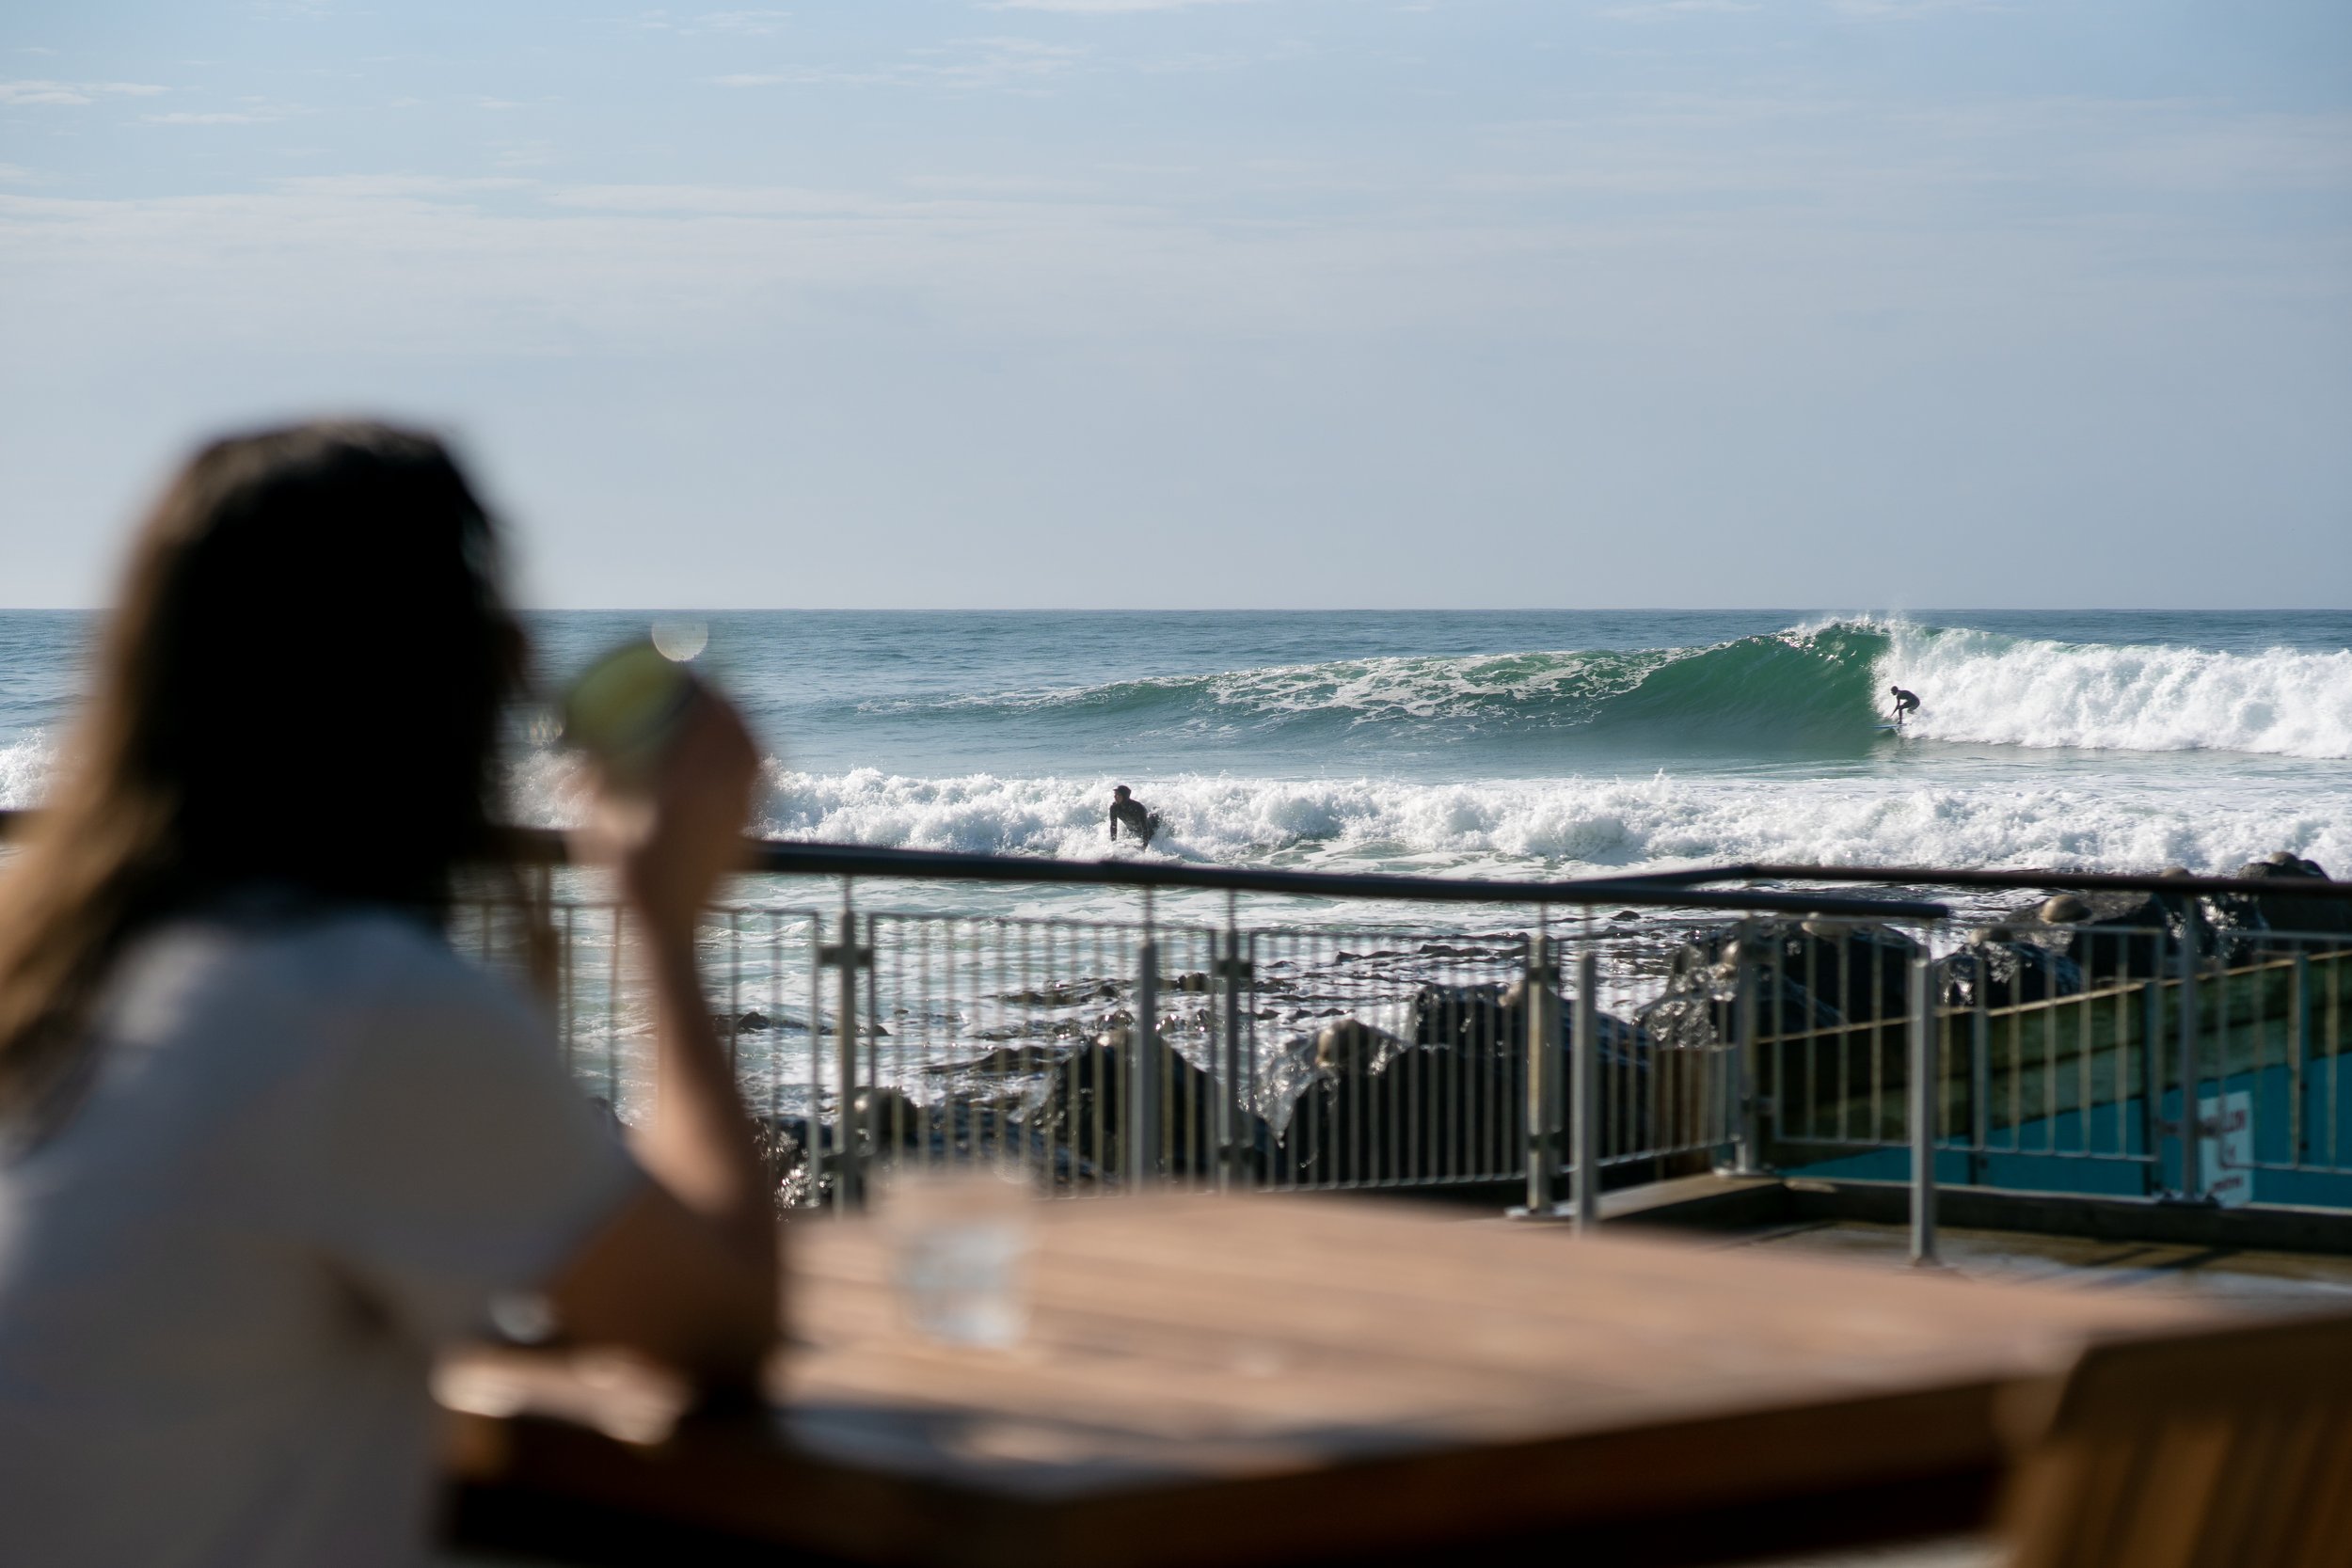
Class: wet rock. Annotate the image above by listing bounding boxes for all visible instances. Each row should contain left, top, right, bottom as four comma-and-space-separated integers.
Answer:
1269, 997, 1649, 1184
2230, 854, 2352, 947
1633, 923, 1858, 1051
1272, 1038, 1524, 1184
1501, 975, 1653, 1062
1313, 1017, 1406, 1076
1403, 983, 1517, 1055
2008, 889, 2210, 981
930, 1044, 1061, 1077
1935, 938, 2086, 1010
853, 1086, 930, 1149
1025, 1030, 1252, 1178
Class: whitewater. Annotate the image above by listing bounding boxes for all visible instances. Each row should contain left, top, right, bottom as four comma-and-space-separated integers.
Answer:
3, 609, 2346, 914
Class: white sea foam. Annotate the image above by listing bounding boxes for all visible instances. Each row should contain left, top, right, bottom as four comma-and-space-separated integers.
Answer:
740, 766, 2352, 882
1880, 628, 2352, 759
0, 733, 54, 810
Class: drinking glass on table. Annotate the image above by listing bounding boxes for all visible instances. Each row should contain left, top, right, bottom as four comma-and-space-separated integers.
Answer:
876, 1164, 1034, 1349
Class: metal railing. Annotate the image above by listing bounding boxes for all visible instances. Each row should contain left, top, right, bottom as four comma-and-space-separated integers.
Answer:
450, 849, 1952, 1228
451, 832, 2352, 1259
8, 810, 2350, 1252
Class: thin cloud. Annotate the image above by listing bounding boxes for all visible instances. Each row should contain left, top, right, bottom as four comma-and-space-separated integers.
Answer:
0, 79, 167, 106
1597, 1, 1759, 19
694, 9, 793, 34
142, 108, 292, 125
1829, 0, 2006, 15
987, 0, 1263, 11
716, 37, 1085, 92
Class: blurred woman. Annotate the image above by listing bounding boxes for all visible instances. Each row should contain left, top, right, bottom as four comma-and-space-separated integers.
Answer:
0, 423, 777, 1567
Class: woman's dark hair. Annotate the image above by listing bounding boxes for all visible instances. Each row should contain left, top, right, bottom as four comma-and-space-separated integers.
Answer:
0, 420, 526, 1125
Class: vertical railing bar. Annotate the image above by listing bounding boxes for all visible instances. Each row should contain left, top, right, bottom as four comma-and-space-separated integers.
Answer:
606, 900, 623, 1114
868, 911, 889, 1164
767, 910, 785, 1127
559, 901, 577, 1072
807, 911, 822, 1192
1971, 983, 1991, 1165
1572, 947, 1599, 1230
726, 907, 743, 1077
1131, 898, 1160, 1188
832, 883, 865, 1213
1909, 948, 1938, 1266
1733, 918, 1761, 1174
1802, 933, 1819, 1146
2077, 965, 2095, 1155
2290, 951, 2308, 1167
2176, 932, 2201, 1202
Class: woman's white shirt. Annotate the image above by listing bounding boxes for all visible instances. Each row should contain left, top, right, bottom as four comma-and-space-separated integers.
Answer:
0, 909, 643, 1568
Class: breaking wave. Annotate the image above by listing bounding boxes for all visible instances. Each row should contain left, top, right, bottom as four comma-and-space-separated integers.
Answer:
861, 620, 2352, 759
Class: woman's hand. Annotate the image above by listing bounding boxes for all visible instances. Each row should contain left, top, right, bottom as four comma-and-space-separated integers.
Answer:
577, 685, 760, 943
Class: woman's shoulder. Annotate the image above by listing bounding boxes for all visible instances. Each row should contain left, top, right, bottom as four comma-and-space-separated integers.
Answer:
113, 901, 532, 1045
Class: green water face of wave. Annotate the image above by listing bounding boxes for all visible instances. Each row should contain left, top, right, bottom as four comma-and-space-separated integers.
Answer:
929, 622, 1907, 744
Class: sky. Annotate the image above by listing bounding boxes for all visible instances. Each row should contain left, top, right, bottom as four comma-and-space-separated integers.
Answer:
1, 1, 2347, 610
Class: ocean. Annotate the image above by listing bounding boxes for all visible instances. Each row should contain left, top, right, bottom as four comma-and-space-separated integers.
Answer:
4, 610, 2347, 918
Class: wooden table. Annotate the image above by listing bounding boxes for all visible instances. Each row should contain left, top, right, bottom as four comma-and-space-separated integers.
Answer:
440, 1195, 2212, 1567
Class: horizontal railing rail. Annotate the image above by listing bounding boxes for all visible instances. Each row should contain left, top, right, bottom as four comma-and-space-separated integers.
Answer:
1617, 861, 2352, 901
0, 809, 1949, 919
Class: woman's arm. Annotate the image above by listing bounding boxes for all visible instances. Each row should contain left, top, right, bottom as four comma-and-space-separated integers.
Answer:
542, 690, 780, 1383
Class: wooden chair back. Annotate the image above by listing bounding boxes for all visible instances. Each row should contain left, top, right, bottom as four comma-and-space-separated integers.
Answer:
1997, 1310, 2352, 1568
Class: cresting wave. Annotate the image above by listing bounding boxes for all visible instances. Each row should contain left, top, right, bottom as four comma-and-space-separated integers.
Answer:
739, 767, 2351, 882
850, 621, 2352, 760
1879, 626, 2352, 758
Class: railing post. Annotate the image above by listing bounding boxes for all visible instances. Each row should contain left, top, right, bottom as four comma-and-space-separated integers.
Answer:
1513, 933, 1565, 1219
1129, 930, 1162, 1187
820, 888, 874, 1212
2174, 933, 2203, 1203
1968, 989, 1992, 1187
1571, 949, 1600, 1231
1731, 919, 1763, 1174
1909, 948, 1938, 1266
1215, 914, 1251, 1191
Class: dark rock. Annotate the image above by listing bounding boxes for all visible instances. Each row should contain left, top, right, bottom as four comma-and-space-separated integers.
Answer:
1025, 1030, 1251, 1177
852, 1086, 930, 1149
929, 1044, 1061, 1077
2008, 889, 2209, 982
1632, 921, 1901, 1051
1273, 1038, 1524, 1184
1404, 983, 1517, 1055
734, 1009, 771, 1033
2230, 855, 2352, 947
1313, 1016, 1406, 1076
1936, 938, 2085, 1010
1269, 997, 1649, 1184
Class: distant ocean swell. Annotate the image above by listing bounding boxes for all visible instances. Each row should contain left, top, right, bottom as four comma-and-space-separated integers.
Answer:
736, 767, 2350, 881
854, 622, 2352, 760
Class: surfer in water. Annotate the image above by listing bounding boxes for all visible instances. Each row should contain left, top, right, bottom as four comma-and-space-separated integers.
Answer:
1888, 685, 1921, 728
1109, 784, 1162, 849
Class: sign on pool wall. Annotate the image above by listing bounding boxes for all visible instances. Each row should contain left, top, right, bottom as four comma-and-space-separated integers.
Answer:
2199, 1089, 2253, 1209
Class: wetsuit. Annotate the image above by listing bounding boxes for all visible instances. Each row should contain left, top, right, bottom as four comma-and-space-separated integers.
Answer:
1110, 797, 1157, 847
1890, 688, 1920, 725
